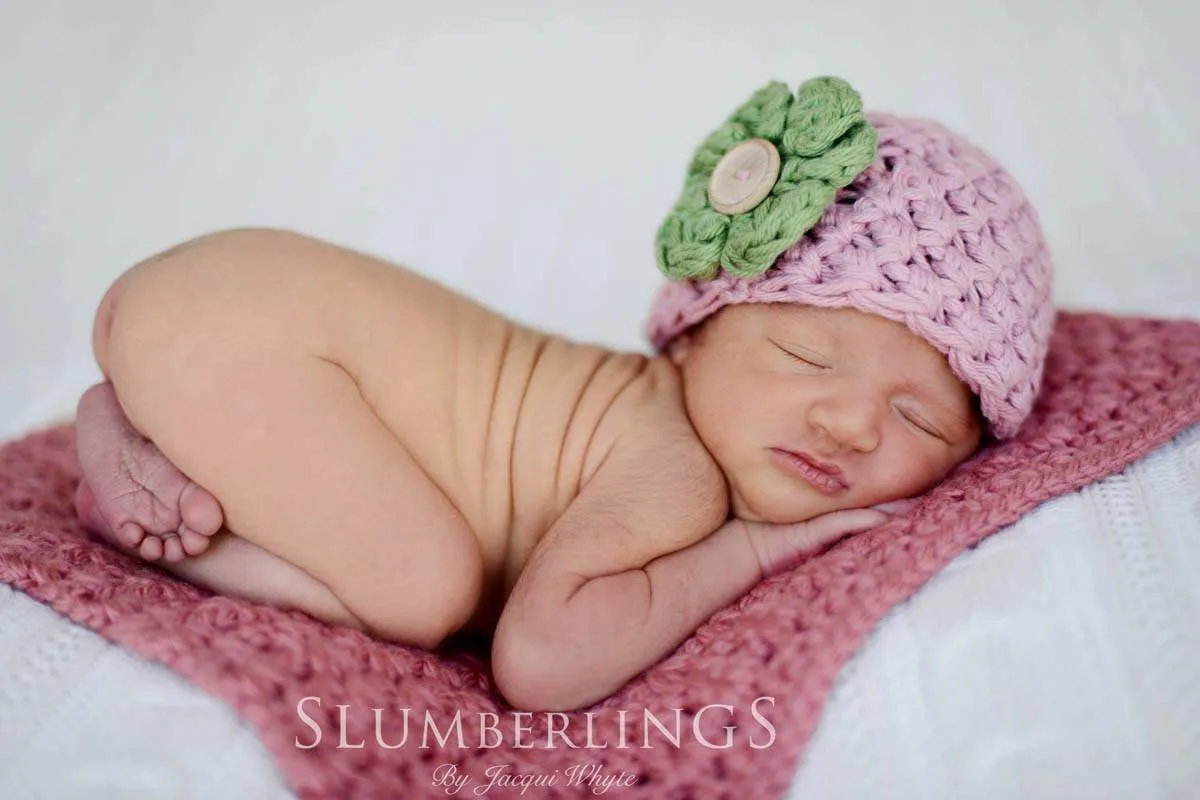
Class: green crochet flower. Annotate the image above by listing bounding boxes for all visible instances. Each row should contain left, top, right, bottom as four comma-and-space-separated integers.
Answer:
655, 76, 879, 281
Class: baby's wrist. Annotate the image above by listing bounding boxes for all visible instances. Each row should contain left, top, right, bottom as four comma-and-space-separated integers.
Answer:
717, 518, 768, 583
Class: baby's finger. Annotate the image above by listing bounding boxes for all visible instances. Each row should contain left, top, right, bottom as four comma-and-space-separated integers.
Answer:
800, 508, 891, 547
760, 508, 890, 577
872, 498, 920, 516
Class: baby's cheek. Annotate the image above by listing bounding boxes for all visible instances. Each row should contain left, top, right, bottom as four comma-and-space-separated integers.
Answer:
879, 442, 947, 496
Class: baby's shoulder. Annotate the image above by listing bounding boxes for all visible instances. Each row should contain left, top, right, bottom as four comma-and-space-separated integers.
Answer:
605, 356, 727, 510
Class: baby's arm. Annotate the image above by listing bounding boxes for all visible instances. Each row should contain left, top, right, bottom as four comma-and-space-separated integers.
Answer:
491, 427, 890, 711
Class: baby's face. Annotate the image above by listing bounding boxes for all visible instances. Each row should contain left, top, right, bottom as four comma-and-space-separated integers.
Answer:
670, 303, 984, 524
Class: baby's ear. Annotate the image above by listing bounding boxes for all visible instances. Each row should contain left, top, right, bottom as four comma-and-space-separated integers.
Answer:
667, 334, 693, 365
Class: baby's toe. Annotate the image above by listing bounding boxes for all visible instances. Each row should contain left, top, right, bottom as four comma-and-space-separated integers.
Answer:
117, 521, 146, 549
162, 534, 186, 563
139, 535, 164, 561
179, 482, 223, 536
179, 526, 211, 557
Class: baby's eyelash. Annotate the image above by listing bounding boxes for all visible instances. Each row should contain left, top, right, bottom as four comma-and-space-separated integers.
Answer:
774, 342, 825, 367
771, 338, 945, 440
901, 410, 940, 438
786, 351, 820, 366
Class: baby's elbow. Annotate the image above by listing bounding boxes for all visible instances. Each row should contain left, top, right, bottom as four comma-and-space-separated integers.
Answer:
491, 626, 565, 711
491, 623, 597, 712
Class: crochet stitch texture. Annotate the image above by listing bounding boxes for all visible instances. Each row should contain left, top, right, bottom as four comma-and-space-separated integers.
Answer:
1, 311, 1198, 799
655, 77, 878, 281
648, 112, 1056, 441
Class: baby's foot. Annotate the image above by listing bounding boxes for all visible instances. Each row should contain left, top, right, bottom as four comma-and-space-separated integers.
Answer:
74, 382, 224, 562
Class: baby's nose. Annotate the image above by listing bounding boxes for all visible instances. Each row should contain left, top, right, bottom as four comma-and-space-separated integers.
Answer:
810, 397, 880, 452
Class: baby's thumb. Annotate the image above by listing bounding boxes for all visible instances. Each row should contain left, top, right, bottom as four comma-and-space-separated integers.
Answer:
756, 508, 891, 578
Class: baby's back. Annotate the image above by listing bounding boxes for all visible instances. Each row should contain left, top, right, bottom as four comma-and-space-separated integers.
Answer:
90, 227, 727, 664
310, 235, 672, 626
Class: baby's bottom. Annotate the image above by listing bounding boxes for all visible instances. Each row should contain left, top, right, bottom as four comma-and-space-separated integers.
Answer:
76, 229, 485, 651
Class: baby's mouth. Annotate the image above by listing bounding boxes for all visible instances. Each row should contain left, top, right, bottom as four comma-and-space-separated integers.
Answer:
769, 448, 850, 494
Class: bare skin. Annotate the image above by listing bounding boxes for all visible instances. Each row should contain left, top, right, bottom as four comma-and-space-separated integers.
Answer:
74, 383, 224, 561
74, 228, 981, 710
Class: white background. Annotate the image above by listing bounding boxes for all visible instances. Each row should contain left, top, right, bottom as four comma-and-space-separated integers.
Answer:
2, 0, 1198, 441
2, 2, 1199, 798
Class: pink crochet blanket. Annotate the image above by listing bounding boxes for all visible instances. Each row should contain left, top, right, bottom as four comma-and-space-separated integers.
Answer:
2, 310, 1199, 799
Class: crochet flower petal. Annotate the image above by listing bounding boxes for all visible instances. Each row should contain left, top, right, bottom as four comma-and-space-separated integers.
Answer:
656, 76, 877, 282
656, 176, 731, 280
777, 119, 879, 188
687, 81, 793, 176
734, 80, 793, 142
780, 76, 867, 159
721, 179, 836, 277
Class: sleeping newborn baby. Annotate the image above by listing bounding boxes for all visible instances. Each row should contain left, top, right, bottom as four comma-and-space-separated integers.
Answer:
71, 78, 1054, 712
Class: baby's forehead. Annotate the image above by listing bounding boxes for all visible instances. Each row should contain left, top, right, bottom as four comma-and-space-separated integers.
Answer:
761, 303, 910, 342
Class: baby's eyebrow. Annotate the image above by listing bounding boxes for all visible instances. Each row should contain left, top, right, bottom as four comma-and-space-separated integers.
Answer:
771, 316, 835, 347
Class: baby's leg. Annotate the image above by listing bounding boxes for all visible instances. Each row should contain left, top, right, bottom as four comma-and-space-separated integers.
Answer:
107, 354, 486, 650
80, 252, 226, 561
77, 479, 362, 628
100, 231, 486, 650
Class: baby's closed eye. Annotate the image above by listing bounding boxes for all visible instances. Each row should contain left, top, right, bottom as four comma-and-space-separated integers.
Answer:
771, 339, 942, 432
770, 339, 827, 369
895, 406, 941, 438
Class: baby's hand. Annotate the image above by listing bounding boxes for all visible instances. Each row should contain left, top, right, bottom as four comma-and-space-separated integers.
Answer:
740, 499, 919, 578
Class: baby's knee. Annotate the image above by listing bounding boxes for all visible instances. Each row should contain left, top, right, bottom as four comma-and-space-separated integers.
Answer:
338, 542, 484, 651
348, 594, 477, 651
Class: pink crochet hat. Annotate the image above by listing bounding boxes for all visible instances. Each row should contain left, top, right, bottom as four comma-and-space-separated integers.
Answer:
646, 79, 1055, 440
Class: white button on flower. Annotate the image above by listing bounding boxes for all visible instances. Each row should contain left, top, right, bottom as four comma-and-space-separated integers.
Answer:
707, 138, 781, 215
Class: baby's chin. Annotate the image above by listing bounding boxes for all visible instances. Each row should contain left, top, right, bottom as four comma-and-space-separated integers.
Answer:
728, 480, 849, 525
